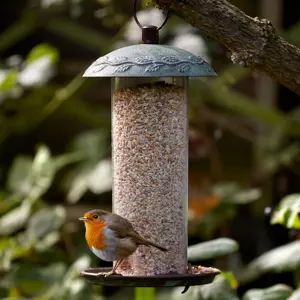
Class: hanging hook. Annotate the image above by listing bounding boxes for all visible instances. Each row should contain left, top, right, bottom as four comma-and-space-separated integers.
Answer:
133, 0, 171, 30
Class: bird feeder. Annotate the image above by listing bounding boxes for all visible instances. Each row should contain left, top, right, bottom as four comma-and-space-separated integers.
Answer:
80, 0, 220, 292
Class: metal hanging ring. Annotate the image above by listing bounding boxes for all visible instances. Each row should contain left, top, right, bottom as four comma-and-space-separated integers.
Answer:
133, 0, 171, 30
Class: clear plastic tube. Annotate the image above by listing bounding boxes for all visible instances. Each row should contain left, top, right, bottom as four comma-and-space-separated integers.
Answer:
111, 77, 188, 275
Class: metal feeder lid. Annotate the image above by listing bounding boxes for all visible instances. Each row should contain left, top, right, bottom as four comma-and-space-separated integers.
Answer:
83, 44, 217, 78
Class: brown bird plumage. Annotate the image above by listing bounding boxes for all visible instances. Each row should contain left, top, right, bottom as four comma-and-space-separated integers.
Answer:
79, 209, 167, 276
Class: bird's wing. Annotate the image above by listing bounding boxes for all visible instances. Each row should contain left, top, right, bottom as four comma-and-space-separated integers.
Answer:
105, 214, 135, 239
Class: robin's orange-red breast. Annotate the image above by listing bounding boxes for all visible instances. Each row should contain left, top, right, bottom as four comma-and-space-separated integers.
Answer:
79, 209, 167, 276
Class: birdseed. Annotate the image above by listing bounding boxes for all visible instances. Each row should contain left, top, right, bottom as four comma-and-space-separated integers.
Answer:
112, 82, 188, 276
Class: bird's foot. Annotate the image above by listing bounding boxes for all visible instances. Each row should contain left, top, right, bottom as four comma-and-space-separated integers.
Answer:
94, 271, 114, 277
103, 270, 115, 278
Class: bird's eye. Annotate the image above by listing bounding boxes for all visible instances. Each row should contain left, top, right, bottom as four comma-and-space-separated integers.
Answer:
93, 214, 99, 219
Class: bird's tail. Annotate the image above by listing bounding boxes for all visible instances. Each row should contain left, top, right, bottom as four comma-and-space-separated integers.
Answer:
144, 239, 168, 252
131, 231, 168, 251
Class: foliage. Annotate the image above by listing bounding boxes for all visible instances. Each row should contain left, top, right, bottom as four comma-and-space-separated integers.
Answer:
0, 145, 94, 298
242, 284, 293, 300
188, 238, 239, 261
1, 0, 300, 300
189, 182, 261, 239
271, 194, 300, 229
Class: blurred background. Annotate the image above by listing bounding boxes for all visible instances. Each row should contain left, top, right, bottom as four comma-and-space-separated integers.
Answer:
0, 0, 300, 299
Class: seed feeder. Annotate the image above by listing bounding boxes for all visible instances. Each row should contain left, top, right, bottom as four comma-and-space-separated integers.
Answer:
80, 0, 220, 293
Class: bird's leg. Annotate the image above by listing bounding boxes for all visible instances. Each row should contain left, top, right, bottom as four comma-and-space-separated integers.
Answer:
103, 259, 123, 277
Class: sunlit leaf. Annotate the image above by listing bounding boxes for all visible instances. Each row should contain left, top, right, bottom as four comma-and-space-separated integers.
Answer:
34, 231, 61, 252
271, 194, 300, 229
19, 56, 55, 87
70, 130, 108, 162
213, 182, 261, 204
12, 263, 66, 296
88, 159, 112, 194
65, 165, 91, 203
166, 274, 239, 300
198, 275, 239, 300
239, 241, 300, 284
7, 156, 33, 197
27, 205, 66, 242
29, 145, 54, 200
288, 290, 300, 300
63, 255, 91, 283
26, 43, 59, 64
0, 235, 30, 269
0, 70, 18, 92
188, 238, 239, 261
40, 262, 66, 283
0, 195, 23, 215
47, 255, 92, 298
222, 272, 239, 289
52, 152, 83, 171
7, 145, 56, 202
0, 200, 32, 236
135, 288, 155, 300
242, 284, 293, 300
226, 188, 261, 204
65, 159, 112, 203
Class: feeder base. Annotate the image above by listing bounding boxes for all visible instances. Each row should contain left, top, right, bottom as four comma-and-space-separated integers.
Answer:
80, 266, 221, 294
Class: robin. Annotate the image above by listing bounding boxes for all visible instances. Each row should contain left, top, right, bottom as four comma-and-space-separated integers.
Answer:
79, 209, 167, 277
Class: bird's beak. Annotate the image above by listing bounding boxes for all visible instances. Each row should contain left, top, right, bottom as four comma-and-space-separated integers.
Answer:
79, 217, 88, 222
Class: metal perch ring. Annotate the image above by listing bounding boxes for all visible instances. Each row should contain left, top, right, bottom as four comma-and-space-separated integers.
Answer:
133, 0, 171, 30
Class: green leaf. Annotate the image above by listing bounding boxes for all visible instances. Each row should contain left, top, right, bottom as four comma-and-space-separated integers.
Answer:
7, 145, 55, 201
0, 70, 18, 92
135, 288, 155, 300
198, 275, 239, 300
0, 195, 23, 215
29, 145, 55, 200
227, 188, 261, 204
213, 182, 261, 204
0, 235, 31, 270
70, 130, 108, 162
26, 43, 59, 64
27, 205, 66, 242
271, 194, 300, 229
158, 274, 237, 300
48, 255, 91, 298
87, 159, 112, 194
13, 263, 66, 296
34, 231, 61, 252
52, 152, 84, 171
239, 241, 300, 284
222, 272, 239, 289
213, 182, 240, 198
242, 284, 293, 300
188, 238, 239, 261
0, 200, 32, 236
65, 165, 91, 203
63, 255, 91, 284
7, 156, 33, 197
64, 159, 112, 203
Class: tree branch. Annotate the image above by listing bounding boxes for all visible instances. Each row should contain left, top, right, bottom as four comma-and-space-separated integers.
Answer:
155, 0, 300, 96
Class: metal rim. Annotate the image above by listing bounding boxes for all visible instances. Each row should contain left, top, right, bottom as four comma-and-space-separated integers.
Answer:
80, 266, 221, 294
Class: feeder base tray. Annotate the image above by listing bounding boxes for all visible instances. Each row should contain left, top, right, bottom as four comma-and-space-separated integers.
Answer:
80, 266, 221, 294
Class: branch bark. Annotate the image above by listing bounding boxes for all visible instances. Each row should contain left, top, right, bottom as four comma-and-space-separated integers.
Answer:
155, 0, 300, 96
